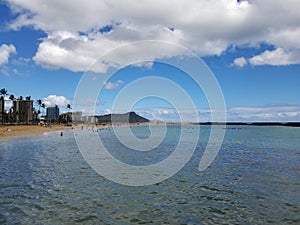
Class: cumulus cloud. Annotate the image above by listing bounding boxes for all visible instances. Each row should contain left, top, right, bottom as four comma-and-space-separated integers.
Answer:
249, 48, 298, 66
43, 95, 70, 107
104, 80, 123, 89
233, 56, 248, 67
4, 0, 300, 70
32, 32, 188, 73
0, 44, 16, 65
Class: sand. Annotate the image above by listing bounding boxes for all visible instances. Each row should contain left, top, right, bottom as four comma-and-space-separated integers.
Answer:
0, 122, 168, 141
0, 125, 71, 141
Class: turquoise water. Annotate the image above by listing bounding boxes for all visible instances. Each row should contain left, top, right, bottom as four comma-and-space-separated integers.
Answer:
0, 125, 299, 224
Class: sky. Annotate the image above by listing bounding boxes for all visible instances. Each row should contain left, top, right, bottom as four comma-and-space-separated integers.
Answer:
0, 0, 300, 122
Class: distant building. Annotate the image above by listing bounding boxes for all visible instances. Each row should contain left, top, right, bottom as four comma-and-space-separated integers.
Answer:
60, 112, 72, 124
13, 99, 34, 124
60, 111, 83, 124
46, 106, 60, 123
82, 115, 97, 124
72, 111, 83, 123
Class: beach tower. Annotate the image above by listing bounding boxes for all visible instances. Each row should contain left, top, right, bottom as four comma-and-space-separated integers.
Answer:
13, 99, 34, 124
46, 106, 60, 123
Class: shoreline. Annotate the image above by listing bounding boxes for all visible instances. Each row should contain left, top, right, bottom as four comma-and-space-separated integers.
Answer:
1, 121, 299, 141
0, 124, 71, 141
0, 122, 161, 141
0, 123, 153, 141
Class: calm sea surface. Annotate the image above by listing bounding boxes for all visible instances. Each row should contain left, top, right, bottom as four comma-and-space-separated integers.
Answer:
0, 125, 299, 224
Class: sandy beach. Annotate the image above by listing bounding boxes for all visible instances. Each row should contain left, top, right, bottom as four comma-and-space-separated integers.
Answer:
0, 122, 169, 141
0, 125, 71, 141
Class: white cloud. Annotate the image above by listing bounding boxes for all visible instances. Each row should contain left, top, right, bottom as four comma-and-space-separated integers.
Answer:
5, 0, 300, 70
267, 27, 300, 51
233, 56, 248, 67
32, 32, 114, 72
1, 67, 10, 76
104, 108, 111, 114
133, 61, 154, 69
0, 44, 16, 65
3, 97, 13, 110
32, 32, 188, 73
43, 95, 70, 107
104, 80, 123, 90
136, 108, 202, 122
136, 108, 176, 122
12, 57, 31, 66
249, 48, 298, 66
135, 105, 300, 122
228, 105, 300, 121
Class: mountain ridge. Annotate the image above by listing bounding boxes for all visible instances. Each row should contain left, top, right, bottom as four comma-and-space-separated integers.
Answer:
96, 111, 149, 124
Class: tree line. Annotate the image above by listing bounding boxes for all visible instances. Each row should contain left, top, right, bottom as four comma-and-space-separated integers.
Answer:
0, 88, 71, 125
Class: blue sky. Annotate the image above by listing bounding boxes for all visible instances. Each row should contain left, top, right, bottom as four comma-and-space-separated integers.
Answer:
0, 0, 300, 122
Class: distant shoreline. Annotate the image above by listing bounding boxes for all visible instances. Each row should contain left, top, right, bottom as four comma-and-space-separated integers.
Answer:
1, 121, 299, 141
192, 122, 300, 127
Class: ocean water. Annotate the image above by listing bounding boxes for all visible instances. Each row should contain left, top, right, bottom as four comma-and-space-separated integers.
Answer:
0, 125, 299, 224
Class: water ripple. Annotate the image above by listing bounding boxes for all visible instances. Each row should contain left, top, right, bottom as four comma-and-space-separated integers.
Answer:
0, 125, 299, 224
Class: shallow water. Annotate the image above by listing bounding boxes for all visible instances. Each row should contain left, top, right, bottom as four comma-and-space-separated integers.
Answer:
0, 125, 299, 224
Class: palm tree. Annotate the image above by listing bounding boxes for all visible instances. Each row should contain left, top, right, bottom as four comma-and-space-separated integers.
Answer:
66, 104, 72, 125
36, 99, 42, 108
36, 99, 42, 118
0, 88, 8, 98
8, 95, 15, 124
41, 103, 46, 117
0, 88, 8, 124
